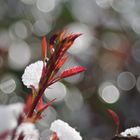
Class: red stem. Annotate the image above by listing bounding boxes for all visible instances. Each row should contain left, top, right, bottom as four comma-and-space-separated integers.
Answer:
27, 84, 46, 117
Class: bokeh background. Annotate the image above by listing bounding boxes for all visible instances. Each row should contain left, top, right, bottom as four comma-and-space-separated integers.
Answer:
0, 0, 140, 139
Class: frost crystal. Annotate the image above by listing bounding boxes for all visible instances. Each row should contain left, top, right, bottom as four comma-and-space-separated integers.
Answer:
50, 119, 82, 140
22, 61, 43, 89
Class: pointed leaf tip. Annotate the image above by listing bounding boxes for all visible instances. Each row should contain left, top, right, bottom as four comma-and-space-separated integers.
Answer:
60, 66, 86, 79
67, 33, 82, 42
42, 36, 47, 59
38, 98, 56, 113
108, 109, 120, 134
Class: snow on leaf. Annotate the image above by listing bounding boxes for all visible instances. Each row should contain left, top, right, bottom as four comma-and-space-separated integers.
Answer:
50, 120, 82, 140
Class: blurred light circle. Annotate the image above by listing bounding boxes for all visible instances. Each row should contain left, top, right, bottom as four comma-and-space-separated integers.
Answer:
98, 82, 120, 104
102, 32, 122, 51
66, 23, 93, 55
101, 84, 120, 104
8, 95, 24, 103
131, 17, 140, 35
14, 21, 28, 39
30, 6, 56, 21
96, 0, 112, 8
30, 41, 42, 60
0, 30, 11, 48
21, 0, 36, 5
8, 41, 31, 70
0, 79, 16, 94
0, 93, 8, 104
33, 20, 51, 36
70, 0, 100, 26
132, 40, 140, 63
117, 72, 136, 91
98, 81, 111, 96
111, 0, 135, 14
9, 20, 32, 40
36, 0, 55, 13
0, 74, 17, 94
38, 107, 57, 128
44, 82, 67, 103
64, 88, 84, 111
136, 76, 140, 93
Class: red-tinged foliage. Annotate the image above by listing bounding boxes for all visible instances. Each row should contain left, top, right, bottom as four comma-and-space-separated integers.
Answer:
64, 33, 82, 42
38, 98, 56, 113
60, 66, 86, 79
50, 32, 59, 45
108, 109, 120, 134
56, 55, 68, 70
24, 95, 32, 114
51, 132, 60, 140
41, 37, 47, 59
0, 30, 87, 140
33, 99, 56, 121
38, 98, 43, 111
59, 30, 66, 42
61, 34, 82, 52
27, 31, 86, 118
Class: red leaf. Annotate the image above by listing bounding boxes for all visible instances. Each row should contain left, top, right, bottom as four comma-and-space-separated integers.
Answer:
59, 30, 66, 42
60, 66, 86, 79
42, 37, 47, 59
65, 33, 82, 42
62, 34, 82, 52
33, 99, 56, 121
38, 98, 56, 113
56, 55, 68, 69
38, 98, 43, 111
108, 109, 120, 134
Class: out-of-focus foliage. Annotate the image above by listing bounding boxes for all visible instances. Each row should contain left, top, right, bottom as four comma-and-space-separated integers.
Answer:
0, 0, 140, 139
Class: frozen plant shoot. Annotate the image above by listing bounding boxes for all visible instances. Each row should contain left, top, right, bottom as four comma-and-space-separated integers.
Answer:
0, 30, 86, 140
22, 30, 86, 120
